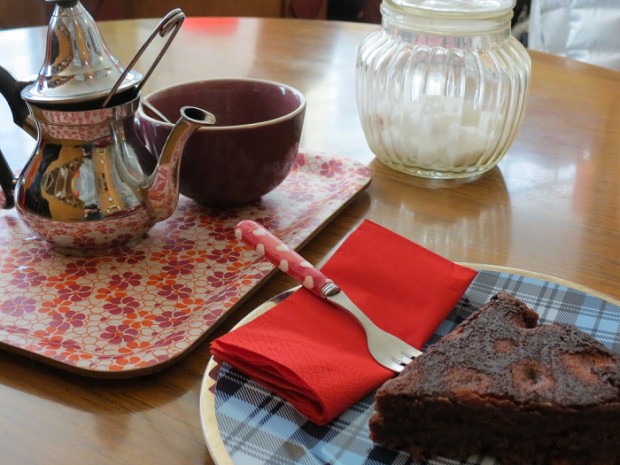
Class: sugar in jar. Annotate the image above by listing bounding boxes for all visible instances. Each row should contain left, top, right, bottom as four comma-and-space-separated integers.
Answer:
356, 0, 531, 179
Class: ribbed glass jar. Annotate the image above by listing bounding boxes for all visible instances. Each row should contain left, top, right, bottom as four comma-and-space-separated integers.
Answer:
356, 0, 531, 179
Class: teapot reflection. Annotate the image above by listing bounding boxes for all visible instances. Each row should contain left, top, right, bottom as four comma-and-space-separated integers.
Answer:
7, 101, 215, 256
0, 1, 215, 256
369, 162, 513, 264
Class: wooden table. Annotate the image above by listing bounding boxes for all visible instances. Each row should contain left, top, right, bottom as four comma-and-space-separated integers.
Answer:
0, 17, 619, 465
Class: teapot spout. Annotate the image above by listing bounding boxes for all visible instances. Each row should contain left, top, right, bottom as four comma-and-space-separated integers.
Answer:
146, 106, 215, 222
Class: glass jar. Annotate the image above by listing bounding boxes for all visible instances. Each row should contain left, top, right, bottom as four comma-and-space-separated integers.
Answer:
356, 0, 531, 179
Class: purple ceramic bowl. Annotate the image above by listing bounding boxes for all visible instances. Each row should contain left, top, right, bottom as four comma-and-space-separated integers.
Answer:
136, 78, 306, 207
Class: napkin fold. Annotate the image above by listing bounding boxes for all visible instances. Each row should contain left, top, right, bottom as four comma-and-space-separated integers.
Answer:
210, 220, 477, 424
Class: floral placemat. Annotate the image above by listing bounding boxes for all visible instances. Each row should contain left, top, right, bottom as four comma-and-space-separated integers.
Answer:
0, 151, 371, 377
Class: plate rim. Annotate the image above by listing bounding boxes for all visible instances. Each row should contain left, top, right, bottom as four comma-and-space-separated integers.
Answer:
200, 287, 296, 465
199, 263, 620, 465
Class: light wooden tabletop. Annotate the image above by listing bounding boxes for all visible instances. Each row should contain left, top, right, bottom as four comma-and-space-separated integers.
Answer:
0, 16, 619, 465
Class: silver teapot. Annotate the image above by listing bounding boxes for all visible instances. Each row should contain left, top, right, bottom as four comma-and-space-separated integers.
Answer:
0, 0, 215, 256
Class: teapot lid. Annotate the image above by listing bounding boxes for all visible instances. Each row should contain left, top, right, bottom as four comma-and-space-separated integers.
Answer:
21, 0, 142, 105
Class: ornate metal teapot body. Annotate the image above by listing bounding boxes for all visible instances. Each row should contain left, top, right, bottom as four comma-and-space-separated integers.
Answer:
0, 1, 214, 256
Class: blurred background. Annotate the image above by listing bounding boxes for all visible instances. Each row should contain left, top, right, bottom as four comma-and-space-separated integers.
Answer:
1, 0, 618, 71
0, 0, 517, 28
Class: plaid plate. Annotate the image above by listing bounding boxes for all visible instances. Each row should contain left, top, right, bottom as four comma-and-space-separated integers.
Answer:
212, 269, 620, 465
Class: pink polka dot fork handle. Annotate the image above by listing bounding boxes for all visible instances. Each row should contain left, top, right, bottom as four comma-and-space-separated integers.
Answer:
235, 219, 333, 297
234, 219, 423, 372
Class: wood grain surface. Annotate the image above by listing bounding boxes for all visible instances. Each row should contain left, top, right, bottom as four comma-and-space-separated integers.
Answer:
0, 17, 618, 465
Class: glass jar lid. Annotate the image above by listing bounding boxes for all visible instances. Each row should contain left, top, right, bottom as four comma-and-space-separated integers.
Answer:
382, 0, 516, 33
385, 0, 515, 14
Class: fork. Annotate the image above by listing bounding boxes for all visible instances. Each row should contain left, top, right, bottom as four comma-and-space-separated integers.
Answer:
235, 220, 422, 372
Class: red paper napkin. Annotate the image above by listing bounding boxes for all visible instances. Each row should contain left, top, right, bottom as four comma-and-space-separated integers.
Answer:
210, 220, 476, 424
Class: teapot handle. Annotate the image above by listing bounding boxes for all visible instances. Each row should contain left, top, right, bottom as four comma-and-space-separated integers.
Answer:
0, 149, 15, 209
0, 66, 34, 209
0, 66, 34, 135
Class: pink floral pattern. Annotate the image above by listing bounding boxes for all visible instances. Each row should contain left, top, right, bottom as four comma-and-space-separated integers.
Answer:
0, 152, 371, 376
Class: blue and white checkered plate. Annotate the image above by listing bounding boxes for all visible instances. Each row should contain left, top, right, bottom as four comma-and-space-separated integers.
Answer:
199, 265, 620, 465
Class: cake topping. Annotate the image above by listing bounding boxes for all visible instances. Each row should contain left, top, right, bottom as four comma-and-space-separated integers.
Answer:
388, 291, 618, 406
369, 292, 620, 465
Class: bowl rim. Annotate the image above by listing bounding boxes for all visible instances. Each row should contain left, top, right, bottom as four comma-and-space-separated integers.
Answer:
137, 78, 306, 131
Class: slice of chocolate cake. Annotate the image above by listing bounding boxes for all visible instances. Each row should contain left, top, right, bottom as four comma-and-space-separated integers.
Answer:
369, 292, 620, 465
